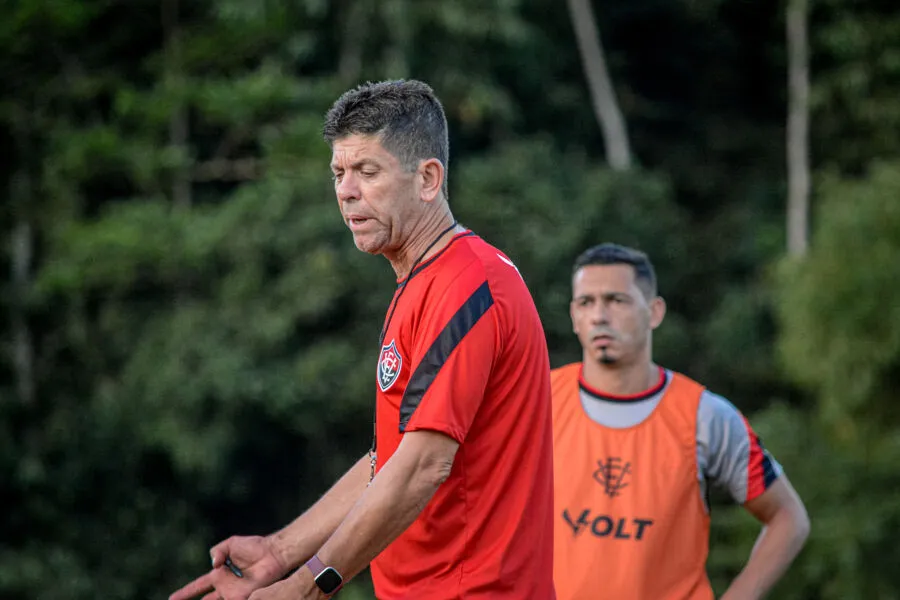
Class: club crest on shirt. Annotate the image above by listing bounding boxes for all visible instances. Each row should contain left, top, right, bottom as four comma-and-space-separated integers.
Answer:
378, 340, 403, 392
593, 456, 631, 498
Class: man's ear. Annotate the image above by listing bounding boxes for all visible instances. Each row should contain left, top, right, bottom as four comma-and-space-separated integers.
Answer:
649, 296, 667, 330
418, 158, 444, 203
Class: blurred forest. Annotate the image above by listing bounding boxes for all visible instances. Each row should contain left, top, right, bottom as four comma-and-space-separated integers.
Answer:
2, 0, 899, 598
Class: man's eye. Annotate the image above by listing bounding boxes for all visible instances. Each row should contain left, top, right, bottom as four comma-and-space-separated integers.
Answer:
361, 171, 376, 178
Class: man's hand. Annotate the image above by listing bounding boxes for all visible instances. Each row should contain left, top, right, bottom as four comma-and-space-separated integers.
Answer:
169, 535, 289, 600
248, 568, 326, 600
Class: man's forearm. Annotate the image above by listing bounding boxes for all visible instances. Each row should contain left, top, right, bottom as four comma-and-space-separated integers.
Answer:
723, 511, 810, 599
311, 440, 450, 583
267, 455, 372, 571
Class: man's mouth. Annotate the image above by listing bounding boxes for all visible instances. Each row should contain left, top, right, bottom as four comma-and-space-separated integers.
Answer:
347, 216, 371, 230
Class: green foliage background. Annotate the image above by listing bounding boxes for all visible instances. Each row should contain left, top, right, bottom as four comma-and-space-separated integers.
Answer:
2, 0, 898, 598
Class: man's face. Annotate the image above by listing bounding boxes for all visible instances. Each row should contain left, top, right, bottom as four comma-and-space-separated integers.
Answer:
330, 134, 418, 255
569, 264, 665, 366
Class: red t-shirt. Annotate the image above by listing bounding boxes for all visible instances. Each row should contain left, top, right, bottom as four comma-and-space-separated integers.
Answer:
369, 231, 556, 599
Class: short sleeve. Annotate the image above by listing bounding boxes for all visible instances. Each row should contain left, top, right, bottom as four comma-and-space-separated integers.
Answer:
697, 391, 783, 504
400, 274, 497, 443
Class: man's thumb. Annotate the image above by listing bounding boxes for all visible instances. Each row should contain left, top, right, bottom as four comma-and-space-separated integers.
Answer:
210, 543, 229, 568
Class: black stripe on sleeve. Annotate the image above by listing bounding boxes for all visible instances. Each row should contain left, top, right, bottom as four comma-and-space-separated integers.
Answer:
399, 280, 495, 432
757, 437, 779, 488
762, 454, 777, 487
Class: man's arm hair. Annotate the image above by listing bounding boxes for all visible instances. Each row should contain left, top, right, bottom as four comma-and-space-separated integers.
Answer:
721, 476, 810, 600
267, 454, 373, 570
310, 429, 459, 582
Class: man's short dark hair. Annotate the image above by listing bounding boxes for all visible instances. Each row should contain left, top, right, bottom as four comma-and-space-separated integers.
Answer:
323, 79, 450, 197
572, 243, 658, 298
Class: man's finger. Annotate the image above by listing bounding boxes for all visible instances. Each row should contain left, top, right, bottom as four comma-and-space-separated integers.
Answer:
200, 592, 219, 600
209, 539, 231, 569
169, 571, 215, 600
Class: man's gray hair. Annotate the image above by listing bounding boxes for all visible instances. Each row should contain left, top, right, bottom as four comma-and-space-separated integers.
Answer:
323, 79, 450, 198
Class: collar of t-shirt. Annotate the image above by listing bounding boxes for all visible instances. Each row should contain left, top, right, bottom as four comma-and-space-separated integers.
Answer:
579, 369, 672, 429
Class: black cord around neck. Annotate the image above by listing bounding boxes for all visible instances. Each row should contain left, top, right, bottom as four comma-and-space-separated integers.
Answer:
369, 219, 459, 477
378, 220, 459, 346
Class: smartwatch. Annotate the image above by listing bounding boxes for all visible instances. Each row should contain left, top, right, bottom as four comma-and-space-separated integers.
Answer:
305, 554, 344, 595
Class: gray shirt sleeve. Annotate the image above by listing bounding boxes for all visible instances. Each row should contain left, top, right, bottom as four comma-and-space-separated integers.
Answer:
696, 391, 783, 505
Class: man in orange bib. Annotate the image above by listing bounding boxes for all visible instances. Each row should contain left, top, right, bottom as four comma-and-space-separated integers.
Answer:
552, 243, 810, 600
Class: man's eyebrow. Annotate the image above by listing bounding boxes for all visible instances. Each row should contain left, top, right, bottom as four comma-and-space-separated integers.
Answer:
352, 159, 380, 169
331, 158, 380, 171
574, 291, 632, 300
602, 291, 636, 301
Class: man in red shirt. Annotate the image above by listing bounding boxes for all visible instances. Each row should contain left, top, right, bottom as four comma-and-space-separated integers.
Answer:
169, 80, 556, 600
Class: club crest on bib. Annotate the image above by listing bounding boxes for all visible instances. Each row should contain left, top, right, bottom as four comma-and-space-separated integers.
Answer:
378, 340, 403, 392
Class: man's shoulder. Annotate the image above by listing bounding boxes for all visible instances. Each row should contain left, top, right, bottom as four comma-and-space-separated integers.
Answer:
651, 369, 752, 441
433, 234, 539, 315
662, 367, 742, 419
663, 368, 707, 390
410, 234, 486, 301
550, 362, 581, 386
696, 387, 749, 428
448, 234, 526, 282
423, 233, 486, 283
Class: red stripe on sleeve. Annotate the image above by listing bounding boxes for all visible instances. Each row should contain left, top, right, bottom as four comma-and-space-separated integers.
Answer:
742, 415, 766, 502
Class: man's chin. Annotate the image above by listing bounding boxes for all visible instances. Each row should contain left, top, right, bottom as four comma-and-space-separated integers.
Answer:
598, 349, 618, 365
352, 234, 386, 255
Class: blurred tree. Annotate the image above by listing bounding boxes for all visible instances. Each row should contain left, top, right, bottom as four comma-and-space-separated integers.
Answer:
450, 137, 690, 369
1, 0, 898, 598
566, 0, 633, 170
786, 0, 810, 256
776, 160, 900, 435
811, 0, 900, 173
708, 402, 900, 599
729, 167, 900, 597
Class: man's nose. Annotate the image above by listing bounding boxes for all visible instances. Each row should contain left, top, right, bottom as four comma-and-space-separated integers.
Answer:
336, 172, 360, 202
590, 302, 610, 324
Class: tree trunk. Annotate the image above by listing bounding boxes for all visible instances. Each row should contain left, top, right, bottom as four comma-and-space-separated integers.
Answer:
10, 214, 35, 406
163, 0, 191, 209
786, 0, 810, 256
9, 112, 36, 406
338, 0, 368, 84
566, 0, 632, 170
382, 0, 410, 79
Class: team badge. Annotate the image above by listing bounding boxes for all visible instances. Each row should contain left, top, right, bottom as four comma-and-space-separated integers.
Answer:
593, 457, 632, 498
378, 340, 403, 392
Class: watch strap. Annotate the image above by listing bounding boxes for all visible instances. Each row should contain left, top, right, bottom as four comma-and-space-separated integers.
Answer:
305, 554, 343, 595
305, 554, 327, 577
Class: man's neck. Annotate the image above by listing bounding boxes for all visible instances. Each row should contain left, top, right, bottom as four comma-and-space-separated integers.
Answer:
581, 357, 660, 397
388, 212, 459, 280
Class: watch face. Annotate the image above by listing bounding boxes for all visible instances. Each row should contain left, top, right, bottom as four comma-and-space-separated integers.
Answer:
315, 567, 343, 594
